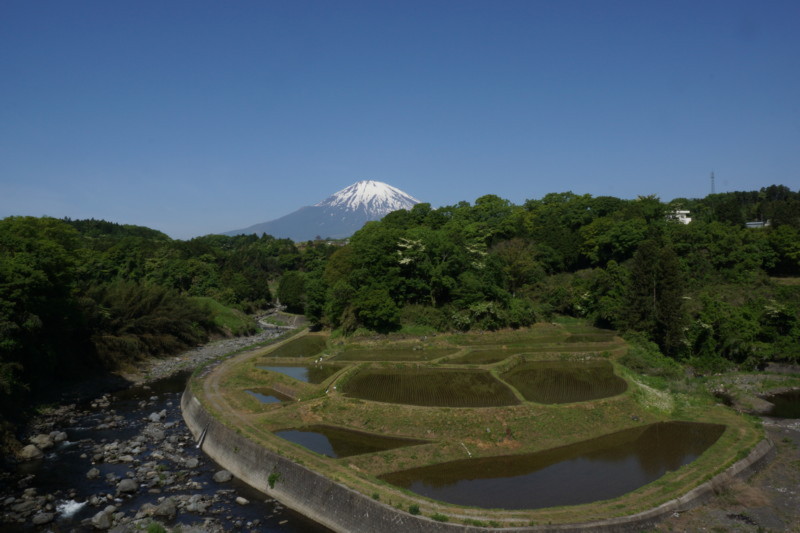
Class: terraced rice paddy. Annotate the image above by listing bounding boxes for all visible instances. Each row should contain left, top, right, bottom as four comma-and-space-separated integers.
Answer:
207, 323, 759, 524
379, 421, 726, 510
502, 360, 627, 404
332, 347, 458, 362
245, 388, 292, 404
274, 425, 428, 458
260, 335, 328, 358
342, 367, 520, 407
447, 348, 528, 364
256, 364, 342, 384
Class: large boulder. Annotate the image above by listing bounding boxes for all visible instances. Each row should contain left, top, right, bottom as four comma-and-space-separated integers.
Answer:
30, 434, 54, 450
91, 509, 113, 529
116, 478, 138, 494
32, 512, 54, 525
19, 445, 43, 461
154, 497, 177, 519
50, 431, 68, 443
212, 470, 232, 483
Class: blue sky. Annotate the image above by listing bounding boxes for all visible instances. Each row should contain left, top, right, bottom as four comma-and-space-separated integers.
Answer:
1, 0, 798, 239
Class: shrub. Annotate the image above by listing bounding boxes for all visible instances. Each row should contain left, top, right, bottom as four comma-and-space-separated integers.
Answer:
147, 523, 167, 533
268, 471, 281, 489
620, 332, 682, 380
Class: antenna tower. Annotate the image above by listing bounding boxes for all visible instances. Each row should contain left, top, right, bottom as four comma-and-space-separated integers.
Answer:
710, 171, 715, 195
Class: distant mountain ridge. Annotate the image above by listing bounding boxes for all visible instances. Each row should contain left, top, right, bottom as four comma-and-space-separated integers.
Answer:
224, 180, 420, 241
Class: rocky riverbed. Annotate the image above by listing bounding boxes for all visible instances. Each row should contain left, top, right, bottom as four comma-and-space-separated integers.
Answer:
0, 325, 329, 533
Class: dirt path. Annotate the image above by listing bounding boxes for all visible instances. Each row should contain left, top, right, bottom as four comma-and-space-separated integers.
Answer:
199, 329, 310, 443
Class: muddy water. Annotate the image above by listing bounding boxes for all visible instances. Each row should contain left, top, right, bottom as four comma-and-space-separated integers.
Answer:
380, 421, 725, 510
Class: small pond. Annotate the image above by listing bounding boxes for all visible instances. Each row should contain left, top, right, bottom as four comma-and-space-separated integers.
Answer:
764, 389, 800, 418
245, 388, 292, 404
274, 425, 427, 458
502, 360, 627, 404
342, 367, 519, 407
256, 365, 342, 384
380, 421, 725, 510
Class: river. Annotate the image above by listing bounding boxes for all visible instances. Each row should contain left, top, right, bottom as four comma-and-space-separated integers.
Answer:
0, 331, 331, 532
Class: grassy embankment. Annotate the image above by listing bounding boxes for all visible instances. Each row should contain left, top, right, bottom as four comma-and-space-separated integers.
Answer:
192, 321, 763, 528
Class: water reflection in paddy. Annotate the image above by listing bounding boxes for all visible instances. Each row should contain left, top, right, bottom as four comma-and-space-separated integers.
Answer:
380, 421, 725, 510
245, 388, 291, 404
256, 365, 341, 384
274, 425, 427, 458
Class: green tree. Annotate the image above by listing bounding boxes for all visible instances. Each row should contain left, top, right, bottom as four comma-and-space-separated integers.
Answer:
277, 271, 306, 313
624, 240, 686, 356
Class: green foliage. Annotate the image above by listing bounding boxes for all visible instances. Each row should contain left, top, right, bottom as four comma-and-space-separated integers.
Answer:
2, 184, 799, 431
623, 240, 686, 356
277, 271, 306, 313
146, 522, 168, 533
83, 281, 212, 366
620, 333, 682, 380
193, 297, 257, 336
408, 503, 420, 515
268, 470, 281, 489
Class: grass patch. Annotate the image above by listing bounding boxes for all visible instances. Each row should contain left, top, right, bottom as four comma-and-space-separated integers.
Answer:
193, 296, 258, 336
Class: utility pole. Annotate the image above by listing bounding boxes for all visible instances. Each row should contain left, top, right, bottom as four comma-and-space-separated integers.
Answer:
710, 171, 715, 195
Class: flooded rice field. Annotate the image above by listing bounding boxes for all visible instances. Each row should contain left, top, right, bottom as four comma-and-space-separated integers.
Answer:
380, 421, 726, 510
502, 360, 627, 404
342, 367, 520, 407
259, 335, 327, 359
256, 365, 342, 384
273, 425, 427, 458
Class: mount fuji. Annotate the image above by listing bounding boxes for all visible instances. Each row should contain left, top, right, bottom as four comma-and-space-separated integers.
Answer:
224, 180, 421, 241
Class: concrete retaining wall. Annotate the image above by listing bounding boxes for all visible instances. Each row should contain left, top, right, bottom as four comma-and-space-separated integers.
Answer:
181, 387, 773, 533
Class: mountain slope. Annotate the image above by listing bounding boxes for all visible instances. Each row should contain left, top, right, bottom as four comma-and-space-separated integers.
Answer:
224, 180, 420, 241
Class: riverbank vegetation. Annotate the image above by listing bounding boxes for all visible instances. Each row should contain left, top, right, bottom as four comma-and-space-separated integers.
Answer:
2, 184, 799, 437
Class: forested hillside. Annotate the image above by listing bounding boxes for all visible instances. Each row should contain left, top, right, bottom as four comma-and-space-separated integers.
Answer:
297, 185, 800, 369
0, 217, 333, 425
1, 185, 799, 428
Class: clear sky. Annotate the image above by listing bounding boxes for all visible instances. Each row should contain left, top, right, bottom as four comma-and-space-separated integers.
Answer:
1, 0, 798, 239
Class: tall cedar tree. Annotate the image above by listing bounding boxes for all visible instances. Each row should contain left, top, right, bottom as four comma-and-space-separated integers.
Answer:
625, 240, 686, 356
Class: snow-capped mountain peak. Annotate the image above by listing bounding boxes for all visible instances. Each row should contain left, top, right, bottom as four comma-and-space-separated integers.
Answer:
315, 180, 420, 218
224, 180, 421, 241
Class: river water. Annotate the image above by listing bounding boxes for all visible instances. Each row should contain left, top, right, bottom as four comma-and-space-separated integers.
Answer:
1, 370, 330, 532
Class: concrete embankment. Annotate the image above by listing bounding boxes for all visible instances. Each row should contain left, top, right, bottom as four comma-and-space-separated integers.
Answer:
181, 386, 774, 533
